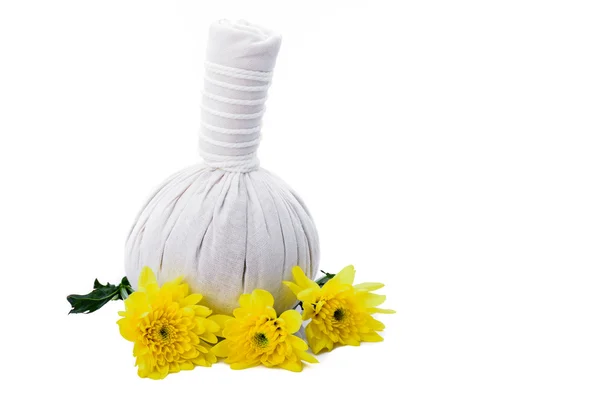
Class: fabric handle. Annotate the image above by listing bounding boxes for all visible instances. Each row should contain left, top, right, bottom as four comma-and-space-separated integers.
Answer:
199, 20, 282, 173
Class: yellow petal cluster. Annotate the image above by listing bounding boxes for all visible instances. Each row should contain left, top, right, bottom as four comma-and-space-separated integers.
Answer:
211, 289, 318, 372
283, 265, 394, 354
117, 267, 223, 379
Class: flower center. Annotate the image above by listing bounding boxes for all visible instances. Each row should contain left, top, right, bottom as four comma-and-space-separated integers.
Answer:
148, 320, 176, 345
253, 332, 269, 348
333, 308, 346, 321
159, 327, 169, 340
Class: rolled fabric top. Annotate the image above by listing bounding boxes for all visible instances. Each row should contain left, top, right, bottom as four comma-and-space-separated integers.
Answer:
200, 20, 282, 172
206, 20, 282, 72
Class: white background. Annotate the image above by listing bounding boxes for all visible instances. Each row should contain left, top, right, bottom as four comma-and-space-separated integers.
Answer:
0, 1, 599, 399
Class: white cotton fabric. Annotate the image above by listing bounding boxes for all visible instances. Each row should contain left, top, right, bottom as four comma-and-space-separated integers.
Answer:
125, 20, 319, 314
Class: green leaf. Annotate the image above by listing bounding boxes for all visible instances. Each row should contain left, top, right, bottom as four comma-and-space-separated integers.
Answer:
67, 277, 133, 314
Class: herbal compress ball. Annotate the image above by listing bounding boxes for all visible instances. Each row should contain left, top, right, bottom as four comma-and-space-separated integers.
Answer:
125, 20, 319, 314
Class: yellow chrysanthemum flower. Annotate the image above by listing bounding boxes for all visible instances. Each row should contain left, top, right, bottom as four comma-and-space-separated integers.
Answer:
211, 289, 318, 372
117, 266, 224, 379
283, 265, 395, 354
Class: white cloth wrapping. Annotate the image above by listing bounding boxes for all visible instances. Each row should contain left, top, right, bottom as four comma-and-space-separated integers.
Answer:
125, 20, 320, 314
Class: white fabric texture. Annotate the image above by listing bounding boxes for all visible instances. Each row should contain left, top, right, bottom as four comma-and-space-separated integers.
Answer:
125, 20, 320, 314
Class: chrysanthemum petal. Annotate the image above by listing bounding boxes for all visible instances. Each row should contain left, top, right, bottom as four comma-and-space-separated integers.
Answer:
208, 315, 233, 337
360, 332, 384, 342
211, 340, 230, 358
206, 352, 217, 364
196, 344, 209, 353
181, 307, 195, 318
280, 310, 302, 333
192, 357, 209, 367
155, 363, 170, 379
297, 350, 319, 364
368, 318, 386, 331
183, 293, 203, 306
251, 289, 274, 308
291, 266, 320, 290
203, 318, 220, 333
367, 307, 396, 314
200, 332, 218, 344
180, 361, 194, 370
330, 265, 355, 285
117, 318, 137, 342
265, 306, 277, 319
238, 293, 252, 308
343, 337, 361, 346
307, 323, 332, 354
169, 362, 181, 373
147, 371, 163, 380
288, 335, 309, 351
137, 266, 158, 291
182, 348, 200, 360
359, 292, 387, 307
279, 360, 303, 372
282, 281, 303, 296
193, 305, 213, 317
353, 282, 385, 291
231, 361, 260, 370
297, 287, 318, 304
